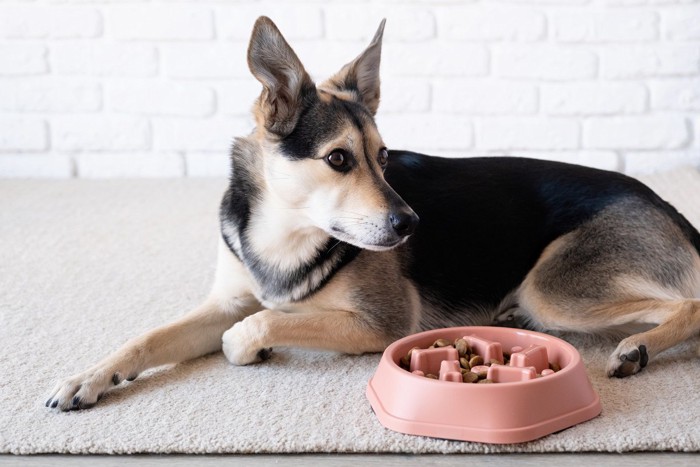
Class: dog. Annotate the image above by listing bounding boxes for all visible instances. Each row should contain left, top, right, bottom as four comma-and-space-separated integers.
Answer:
46, 17, 700, 411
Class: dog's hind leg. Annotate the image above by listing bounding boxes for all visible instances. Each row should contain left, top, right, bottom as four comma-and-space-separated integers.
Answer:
515, 200, 700, 377
597, 299, 700, 377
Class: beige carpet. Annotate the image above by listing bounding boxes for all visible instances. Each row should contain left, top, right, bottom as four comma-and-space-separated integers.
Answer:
1, 169, 699, 454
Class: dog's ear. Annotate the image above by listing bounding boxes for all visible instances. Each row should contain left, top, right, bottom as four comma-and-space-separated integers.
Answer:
247, 16, 314, 137
322, 19, 385, 116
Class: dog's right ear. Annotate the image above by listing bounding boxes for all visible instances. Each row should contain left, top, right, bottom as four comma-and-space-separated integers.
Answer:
247, 16, 314, 137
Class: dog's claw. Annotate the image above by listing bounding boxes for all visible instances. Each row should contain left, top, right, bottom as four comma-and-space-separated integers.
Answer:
257, 348, 273, 361
47, 366, 133, 411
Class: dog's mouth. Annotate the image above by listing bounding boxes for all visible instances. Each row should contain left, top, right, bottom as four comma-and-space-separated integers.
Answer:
329, 224, 408, 251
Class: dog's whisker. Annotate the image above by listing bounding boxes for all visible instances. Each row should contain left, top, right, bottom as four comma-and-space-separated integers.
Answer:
326, 240, 342, 255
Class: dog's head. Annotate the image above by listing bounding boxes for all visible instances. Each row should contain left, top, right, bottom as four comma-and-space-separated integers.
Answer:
244, 16, 419, 251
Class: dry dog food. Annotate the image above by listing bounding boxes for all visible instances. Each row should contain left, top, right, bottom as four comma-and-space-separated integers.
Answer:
398, 337, 561, 384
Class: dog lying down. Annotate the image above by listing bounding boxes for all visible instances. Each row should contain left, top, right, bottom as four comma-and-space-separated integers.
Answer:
46, 17, 700, 411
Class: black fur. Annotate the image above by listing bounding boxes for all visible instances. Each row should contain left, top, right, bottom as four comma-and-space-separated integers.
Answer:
220, 141, 260, 236
384, 152, 700, 321
280, 92, 373, 161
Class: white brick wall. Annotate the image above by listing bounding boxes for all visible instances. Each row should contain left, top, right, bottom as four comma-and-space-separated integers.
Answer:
0, 0, 699, 179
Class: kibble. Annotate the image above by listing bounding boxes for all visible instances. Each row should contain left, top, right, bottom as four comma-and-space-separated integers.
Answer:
455, 339, 469, 357
470, 365, 489, 379
433, 338, 452, 348
462, 372, 479, 383
402, 337, 561, 384
468, 355, 484, 368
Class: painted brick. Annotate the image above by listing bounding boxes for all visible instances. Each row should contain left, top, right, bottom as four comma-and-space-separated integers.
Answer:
551, 10, 658, 42
624, 150, 700, 175
217, 79, 262, 116
51, 43, 158, 77
664, 8, 700, 40
163, 43, 248, 79
293, 41, 370, 79
107, 6, 213, 40
0, 7, 102, 38
433, 80, 538, 114
436, 6, 545, 41
601, 45, 700, 79
153, 118, 254, 152
376, 114, 474, 150
186, 153, 230, 178
0, 118, 48, 151
77, 153, 185, 178
0, 79, 101, 113
53, 116, 150, 152
378, 78, 431, 113
108, 81, 215, 117
650, 79, 700, 110
0, 0, 698, 179
584, 116, 689, 149
542, 83, 647, 115
494, 46, 597, 80
0, 155, 73, 179
325, 5, 435, 41
0, 44, 47, 75
476, 118, 580, 150
218, 5, 323, 40
383, 43, 489, 77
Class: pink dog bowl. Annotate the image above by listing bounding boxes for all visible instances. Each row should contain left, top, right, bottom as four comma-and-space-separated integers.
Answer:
366, 326, 601, 444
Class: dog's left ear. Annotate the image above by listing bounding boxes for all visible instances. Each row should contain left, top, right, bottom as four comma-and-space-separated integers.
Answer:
322, 19, 386, 116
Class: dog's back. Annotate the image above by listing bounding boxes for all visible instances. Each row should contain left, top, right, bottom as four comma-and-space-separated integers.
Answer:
386, 152, 700, 338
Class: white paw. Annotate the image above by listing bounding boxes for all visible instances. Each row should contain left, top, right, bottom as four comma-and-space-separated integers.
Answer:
45, 365, 137, 411
222, 312, 272, 366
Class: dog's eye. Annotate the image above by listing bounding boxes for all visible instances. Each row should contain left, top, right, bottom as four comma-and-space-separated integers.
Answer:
378, 148, 389, 168
327, 150, 349, 171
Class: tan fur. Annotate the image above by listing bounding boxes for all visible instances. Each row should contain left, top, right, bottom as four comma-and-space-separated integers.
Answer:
318, 87, 358, 104
517, 226, 700, 377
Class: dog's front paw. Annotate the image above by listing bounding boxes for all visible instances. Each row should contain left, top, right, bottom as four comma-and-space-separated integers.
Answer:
45, 365, 137, 411
222, 311, 273, 366
607, 341, 649, 378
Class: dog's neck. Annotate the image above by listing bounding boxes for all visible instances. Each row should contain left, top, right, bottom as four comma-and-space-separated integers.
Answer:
246, 190, 331, 272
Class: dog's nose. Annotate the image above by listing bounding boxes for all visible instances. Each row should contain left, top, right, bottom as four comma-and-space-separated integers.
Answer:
390, 210, 419, 236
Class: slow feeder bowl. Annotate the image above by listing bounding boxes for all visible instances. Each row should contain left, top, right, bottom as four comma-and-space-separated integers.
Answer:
366, 326, 601, 444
